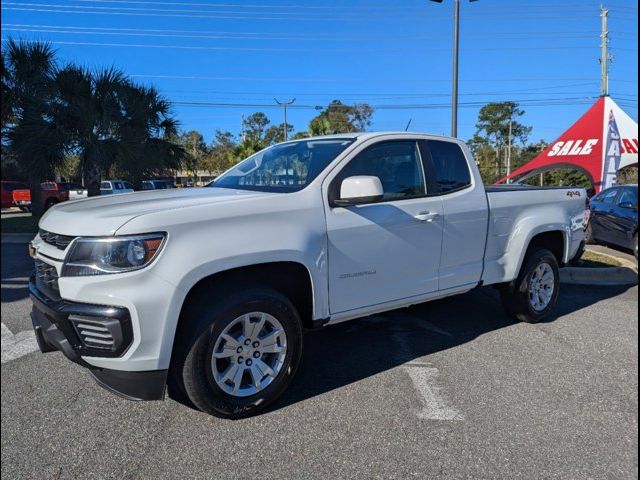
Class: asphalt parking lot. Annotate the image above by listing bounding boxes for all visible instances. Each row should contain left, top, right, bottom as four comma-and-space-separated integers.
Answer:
1, 242, 638, 479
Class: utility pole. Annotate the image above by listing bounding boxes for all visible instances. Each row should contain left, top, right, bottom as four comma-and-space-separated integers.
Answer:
274, 98, 296, 141
600, 4, 612, 96
430, 0, 478, 138
451, 0, 460, 137
506, 119, 513, 180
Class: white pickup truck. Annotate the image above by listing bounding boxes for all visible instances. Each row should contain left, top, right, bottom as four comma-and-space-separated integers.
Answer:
29, 132, 586, 418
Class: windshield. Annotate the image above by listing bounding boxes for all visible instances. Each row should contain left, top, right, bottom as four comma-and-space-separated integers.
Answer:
213, 139, 354, 193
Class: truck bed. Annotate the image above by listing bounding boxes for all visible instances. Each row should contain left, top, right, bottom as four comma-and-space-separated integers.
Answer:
481, 185, 587, 286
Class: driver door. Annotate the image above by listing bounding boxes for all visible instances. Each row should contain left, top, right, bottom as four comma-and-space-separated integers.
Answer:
324, 140, 444, 314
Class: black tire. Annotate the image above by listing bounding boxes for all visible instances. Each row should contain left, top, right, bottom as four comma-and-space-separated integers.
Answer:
584, 221, 596, 244
501, 248, 560, 324
175, 287, 303, 419
44, 198, 58, 210
19, 206, 31, 213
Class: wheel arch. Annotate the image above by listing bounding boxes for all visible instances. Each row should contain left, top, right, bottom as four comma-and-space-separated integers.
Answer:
168, 261, 316, 358
509, 227, 568, 286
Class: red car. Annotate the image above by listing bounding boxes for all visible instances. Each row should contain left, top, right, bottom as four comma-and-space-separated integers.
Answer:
12, 181, 71, 212
1, 181, 29, 209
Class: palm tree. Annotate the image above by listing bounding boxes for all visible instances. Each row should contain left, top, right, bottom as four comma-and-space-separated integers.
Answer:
112, 82, 183, 189
4, 38, 184, 204
3, 39, 66, 217
54, 66, 183, 194
53, 66, 130, 195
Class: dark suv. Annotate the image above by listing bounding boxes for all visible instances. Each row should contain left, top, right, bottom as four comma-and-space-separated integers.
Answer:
587, 184, 638, 259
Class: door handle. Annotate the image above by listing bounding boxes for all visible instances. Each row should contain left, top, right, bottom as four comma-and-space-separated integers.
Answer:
414, 211, 440, 222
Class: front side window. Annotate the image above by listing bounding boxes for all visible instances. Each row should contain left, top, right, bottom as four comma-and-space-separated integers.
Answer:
214, 139, 354, 193
420, 140, 472, 194
602, 189, 618, 204
332, 141, 426, 202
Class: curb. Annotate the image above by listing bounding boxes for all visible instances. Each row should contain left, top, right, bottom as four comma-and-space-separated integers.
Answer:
561, 266, 638, 286
1, 233, 36, 244
585, 247, 638, 272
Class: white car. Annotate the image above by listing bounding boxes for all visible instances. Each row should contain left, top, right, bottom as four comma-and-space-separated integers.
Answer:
58, 182, 88, 201
100, 180, 134, 195
29, 132, 585, 418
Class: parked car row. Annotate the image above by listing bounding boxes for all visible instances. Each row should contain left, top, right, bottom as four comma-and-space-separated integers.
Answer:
7, 181, 83, 212
1, 179, 177, 211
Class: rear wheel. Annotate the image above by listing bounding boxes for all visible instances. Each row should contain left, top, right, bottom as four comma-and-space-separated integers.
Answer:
501, 248, 560, 324
175, 287, 303, 418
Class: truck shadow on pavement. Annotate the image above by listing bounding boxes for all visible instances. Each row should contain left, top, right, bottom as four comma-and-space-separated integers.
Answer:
263, 283, 635, 414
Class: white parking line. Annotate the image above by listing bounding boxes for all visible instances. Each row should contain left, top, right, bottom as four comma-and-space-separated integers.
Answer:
1, 322, 39, 364
403, 364, 464, 421
392, 323, 463, 421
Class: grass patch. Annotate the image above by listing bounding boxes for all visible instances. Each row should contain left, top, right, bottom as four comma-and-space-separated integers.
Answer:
1, 214, 39, 233
575, 250, 625, 268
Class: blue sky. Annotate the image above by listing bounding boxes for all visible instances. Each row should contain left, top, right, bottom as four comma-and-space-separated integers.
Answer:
1, 0, 638, 144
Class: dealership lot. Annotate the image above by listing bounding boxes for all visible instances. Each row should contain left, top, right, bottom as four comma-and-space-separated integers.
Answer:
1, 242, 637, 479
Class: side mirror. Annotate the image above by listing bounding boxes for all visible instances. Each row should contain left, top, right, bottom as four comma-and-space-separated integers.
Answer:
333, 176, 384, 207
619, 201, 637, 210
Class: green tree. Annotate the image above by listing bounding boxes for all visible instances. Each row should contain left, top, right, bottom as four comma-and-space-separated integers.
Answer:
308, 100, 374, 135
3, 39, 65, 216
180, 130, 207, 180
202, 130, 238, 176
53, 65, 182, 193
112, 83, 183, 187
468, 101, 533, 184
264, 123, 294, 145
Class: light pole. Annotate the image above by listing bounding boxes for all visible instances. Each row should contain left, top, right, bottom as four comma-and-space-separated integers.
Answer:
274, 98, 296, 141
430, 0, 478, 138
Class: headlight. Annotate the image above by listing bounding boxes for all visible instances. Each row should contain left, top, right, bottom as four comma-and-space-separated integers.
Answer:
61, 234, 166, 277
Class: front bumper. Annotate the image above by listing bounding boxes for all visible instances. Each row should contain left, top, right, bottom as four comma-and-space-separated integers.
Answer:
29, 278, 167, 401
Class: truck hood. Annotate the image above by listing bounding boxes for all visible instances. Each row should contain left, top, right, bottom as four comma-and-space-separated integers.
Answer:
39, 187, 276, 236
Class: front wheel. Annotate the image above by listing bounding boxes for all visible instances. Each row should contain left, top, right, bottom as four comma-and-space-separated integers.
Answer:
177, 287, 303, 418
501, 248, 560, 324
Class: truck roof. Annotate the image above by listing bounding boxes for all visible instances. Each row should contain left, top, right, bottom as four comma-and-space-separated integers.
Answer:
283, 131, 458, 144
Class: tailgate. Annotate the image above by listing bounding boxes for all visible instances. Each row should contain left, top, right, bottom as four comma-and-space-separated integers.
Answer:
12, 189, 31, 204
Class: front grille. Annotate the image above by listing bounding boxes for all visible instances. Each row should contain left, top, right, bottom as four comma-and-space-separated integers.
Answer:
34, 259, 60, 300
39, 229, 76, 250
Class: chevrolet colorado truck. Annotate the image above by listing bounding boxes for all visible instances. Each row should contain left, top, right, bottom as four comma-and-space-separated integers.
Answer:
28, 132, 586, 418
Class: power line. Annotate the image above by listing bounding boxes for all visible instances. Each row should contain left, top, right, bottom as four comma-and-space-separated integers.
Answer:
0, 37, 605, 53
170, 96, 600, 110
1, 5, 597, 21
0, 23, 611, 41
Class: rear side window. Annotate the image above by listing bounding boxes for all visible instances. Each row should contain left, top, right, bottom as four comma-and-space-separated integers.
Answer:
419, 140, 472, 194
100, 182, 111, 189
